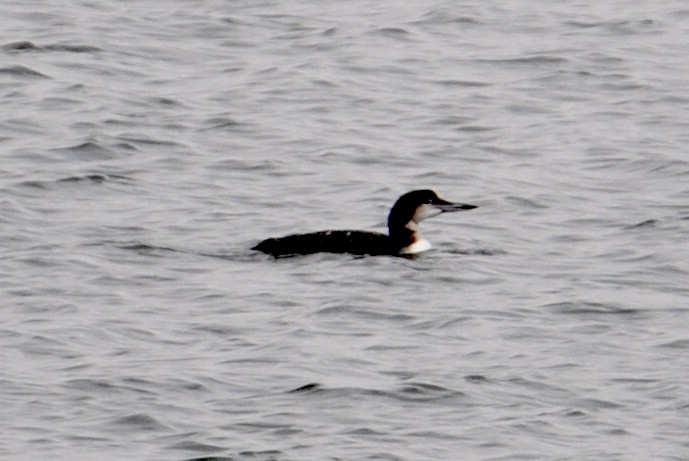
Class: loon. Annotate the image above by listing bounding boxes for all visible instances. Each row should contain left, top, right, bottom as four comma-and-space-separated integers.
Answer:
252, 189, 477, 257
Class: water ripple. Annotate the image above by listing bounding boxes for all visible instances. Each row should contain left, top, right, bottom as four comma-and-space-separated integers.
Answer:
0, 65, 49, 78
544, 302, 641, 316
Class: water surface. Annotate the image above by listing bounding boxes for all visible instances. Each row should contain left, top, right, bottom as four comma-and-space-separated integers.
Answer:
2, 1, 688, 460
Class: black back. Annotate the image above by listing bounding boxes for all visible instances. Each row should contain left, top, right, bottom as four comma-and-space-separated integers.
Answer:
252, 230, 393, 257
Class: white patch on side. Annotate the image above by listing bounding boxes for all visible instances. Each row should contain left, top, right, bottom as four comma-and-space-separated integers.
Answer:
414, 204, 443, 222
399, 239, 432, 255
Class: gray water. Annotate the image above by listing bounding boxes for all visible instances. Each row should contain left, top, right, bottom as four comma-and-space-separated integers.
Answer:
2, 1, 688, 460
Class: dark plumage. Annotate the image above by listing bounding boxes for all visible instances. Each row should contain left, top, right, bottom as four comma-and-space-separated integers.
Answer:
252, 189, 476, 258
253, 230, 392, 257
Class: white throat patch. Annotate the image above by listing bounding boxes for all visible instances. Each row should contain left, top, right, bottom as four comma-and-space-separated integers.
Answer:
414, 204, 443, 223
399, 239, 432, 255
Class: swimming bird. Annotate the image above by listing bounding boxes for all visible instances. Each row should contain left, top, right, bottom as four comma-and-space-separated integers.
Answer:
252, 189, 477, 257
